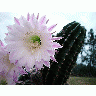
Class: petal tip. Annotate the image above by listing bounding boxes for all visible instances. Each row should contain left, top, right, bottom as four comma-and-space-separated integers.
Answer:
37, 13, 39, 20
27, 12, 30, 21
14, 17, 20, 25
48, 24, 57, 32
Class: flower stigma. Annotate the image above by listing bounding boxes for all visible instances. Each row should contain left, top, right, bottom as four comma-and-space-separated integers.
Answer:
29, 35, 41, 45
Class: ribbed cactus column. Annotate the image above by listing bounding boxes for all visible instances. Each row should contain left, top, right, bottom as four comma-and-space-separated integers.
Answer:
42, 21, 86, 85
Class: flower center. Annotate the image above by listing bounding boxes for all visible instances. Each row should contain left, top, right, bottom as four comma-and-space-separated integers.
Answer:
29, 35, 41, 45
23, 33, 42, 54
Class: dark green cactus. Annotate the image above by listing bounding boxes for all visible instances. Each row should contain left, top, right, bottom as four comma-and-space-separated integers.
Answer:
16, 21, 86, 85
42, 21, 86, 85
17, 70, 43, 85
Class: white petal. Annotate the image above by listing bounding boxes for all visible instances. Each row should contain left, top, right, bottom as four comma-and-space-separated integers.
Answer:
10, 47, 27, 61
39, 25, 48, 33
34, 50, 42, 62
50, 56, 58, 63
14, 17, 20, 25
18, 57, 27, 67
42, 60, 50, 68
41, 50, 50, 61
4, 33, 22, 43
35, 60, 43, 69
52, 42, 63, 49
47, 49, 55, 56
26, 55, 35, 68
48, 24, 57, 32
27, 13, 30, 21
39, 15, 46, 25
36, 13, 39, 20
7, 25, 13, 31
5, 41, 23, 51
30, 13, 39, 30
0, 40, 4, 47
51, 37, 64, 41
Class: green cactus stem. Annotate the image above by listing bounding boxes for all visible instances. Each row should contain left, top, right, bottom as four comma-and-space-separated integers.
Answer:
42, 21, 86, 85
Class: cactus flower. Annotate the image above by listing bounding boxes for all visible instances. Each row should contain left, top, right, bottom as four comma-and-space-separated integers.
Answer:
4, 13, 63, 71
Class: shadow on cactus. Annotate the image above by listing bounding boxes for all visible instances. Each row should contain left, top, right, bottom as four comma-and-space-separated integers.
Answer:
16, 21, 86, 85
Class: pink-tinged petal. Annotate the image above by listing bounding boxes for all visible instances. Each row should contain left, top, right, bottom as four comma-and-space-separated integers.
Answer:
40, 50, 51, 61
15, 60, 18, 64
52, 42, 63, 49
30, 13, 37, 28
5, 33, 8, 36
39, 25, 47, 33
51, 37, 64, 41
4, 36, 16, 44
47, 50, 55, 55
39, 15, 46, 25
18, 16, 24, 26
9, 52, 15, 63
24, 65, 31, 73
55, 50, 58, 53
50, 56, 58, 63
46, 19, 49, 24
14, 17, 20, 25
37, 13, 39, 20
26, 55, 35, 68
48, 24, 57, 32
0, 48, 5, 54
19, 16, 33, 32
9, 48, 26, 64
43, 60, 50, 68
27, 12, 30, 21
5, 74, 16, 85
19, 67, 27, 75
13, 71, 18, 83
35, 61, 43, 69
7, 26, 12, 31
32, 13, 35, 20
0, 40, 4, 47
17, 58, 26, 68
41, 59, 50, 68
